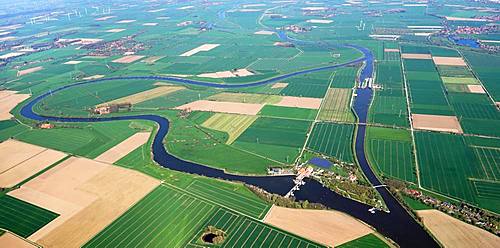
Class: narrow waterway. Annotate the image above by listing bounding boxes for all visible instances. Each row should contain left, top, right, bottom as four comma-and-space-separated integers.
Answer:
19, 46, 438, 247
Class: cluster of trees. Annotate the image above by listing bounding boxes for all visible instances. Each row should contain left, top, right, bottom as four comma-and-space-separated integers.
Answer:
246, 184, 326, 210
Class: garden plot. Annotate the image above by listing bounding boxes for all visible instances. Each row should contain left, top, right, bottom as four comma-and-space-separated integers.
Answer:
264, 206, 373, 247
8, 157, 160, 248
412, 114, 463, 134
432, 57, 467, 66
180, 44, 220, 57
202, 113, 257, 144
95, 132, 151, 164
273, 96, 322, 109
175, 100, 264, 115
0, 139, 66, 188
0, 91, 30, 120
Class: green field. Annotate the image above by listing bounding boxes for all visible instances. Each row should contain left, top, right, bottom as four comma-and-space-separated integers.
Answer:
201, 113, 257, 144
414, 131, 499, 213
15, 121, 140, 158
0, 195, 59, 238
207, 92, 282, 104
307, 122, 355, 163
366, 127, 416, 183
259, 105, 318, 120
338, 233, 389, 248
84, 185, 323, 248
234, 117, 311, 163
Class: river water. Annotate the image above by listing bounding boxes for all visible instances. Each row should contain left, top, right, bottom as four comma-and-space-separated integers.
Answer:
19, 45, 438, 247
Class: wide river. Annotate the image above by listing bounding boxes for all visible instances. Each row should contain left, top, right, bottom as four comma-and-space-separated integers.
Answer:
20, 45, 438, 247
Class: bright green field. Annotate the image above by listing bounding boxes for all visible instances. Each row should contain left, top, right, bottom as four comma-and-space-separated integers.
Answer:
0, 195, 59, 238
258, 105, 318, 120
307, 122, 355, 163
14, 121, 139, 158
338, 234, 389, 248
365, 127, 416, 183
83, 185, 323, 248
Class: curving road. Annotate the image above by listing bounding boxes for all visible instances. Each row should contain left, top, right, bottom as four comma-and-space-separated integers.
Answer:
19, 45, 439, 248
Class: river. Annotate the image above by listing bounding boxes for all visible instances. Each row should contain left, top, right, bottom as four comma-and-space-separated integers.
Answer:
19, 46, 438, 247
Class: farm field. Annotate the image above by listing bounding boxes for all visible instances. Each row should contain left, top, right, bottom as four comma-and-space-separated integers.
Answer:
233, 117, 311, 163
201, 113, 257, 144
318, 88, 355, 123
14, 121, 140, 158
307, 122, 355, 163
365, 127, 416, 183
337, 234, 389, 248
84, 184, 322, 248
0, 195, 58, 238
258, 105, 318, 120
207, 92, 282, 104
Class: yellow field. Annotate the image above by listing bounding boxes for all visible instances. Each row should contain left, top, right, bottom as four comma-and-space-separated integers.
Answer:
207, 92, 282, 104
318, 88, 354, 122
97, 86, 184, 106
202, 113, 257, 144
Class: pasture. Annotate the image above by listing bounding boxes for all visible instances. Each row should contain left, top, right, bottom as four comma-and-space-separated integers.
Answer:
307, 122, 355, 163
0, 195, 58, 238
318, 88, 354, 123
365, 127, 416, 183
202, 113, 257, 144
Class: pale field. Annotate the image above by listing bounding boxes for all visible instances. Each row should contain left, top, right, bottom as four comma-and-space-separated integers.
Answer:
306, 19, 333, 24
115, 19, 136, 24
82, 75, 104, 80
111, 55, 145, 63
95, 16, 116, 21
418, 210, 499, 248
197, 69, 254, 78
441, 76, 479, 85
274, 96, 322, 109
8, 156, 160, 248
175, 100, 264, 115
264, 206, 374, 247
142, 23, 158, 26
95, 132, 150, 164
401, 53, 432, 59
202, 113, 258, 144
384, 48, 400, 52
0, 91, 30, 120
254, 30, 274, 35
63, 60, 83, 65
432, 57, 467, 66
180, 43, 220, 56
318, 88, 354, 122
467, 84, 486, 93
106, 28, 125, 33
97, 85, 184, 106
17, 66, 43, 76
0, 146, 66, 188
271, 82, 288, 88
142, 56, 164, 63
0, 139, 46, 174
207, 92, 282, 104
0, 232, 37, 248
412, 114, 463, 134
